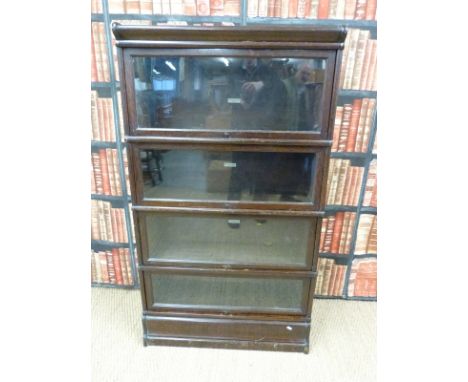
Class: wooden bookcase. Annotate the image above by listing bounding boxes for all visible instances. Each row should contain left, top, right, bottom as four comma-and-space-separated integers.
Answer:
90, 0, 377, 300
114, 23, 346, 352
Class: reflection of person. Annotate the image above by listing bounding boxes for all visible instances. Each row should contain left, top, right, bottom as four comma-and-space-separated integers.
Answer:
230, 58, 287, 130
282, 62, 322, 131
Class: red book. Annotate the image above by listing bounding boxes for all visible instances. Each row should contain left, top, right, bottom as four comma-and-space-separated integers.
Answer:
353, 167, 364, 205
327, 264, 338, 295
330, 212, 344, 253
371, 180, 377, 207
319, 217, 328, 252
365, 40, 377, 90
289, 0, 298, 17
274, 0, 282, 17
106, 250, 116, 284
99, 251, 110, 283
98, 149, 111, 195
338, 212, 350, 253
196, 0, 210, 15
119, 248, 129, 285
344, 0, 356, 19
317, 0, 329, 18
333, 266, 344, 296
267, 0, 275, 16
124, 249, 134, 284
365, 0, 377, 20
91, 152, 103, 194
96, 98, 106, 141
210, 0, 224, 15
344, 213, 356, 253
346, 99, 362, 151
110, 208, 119, 243
112, 248, 123, 285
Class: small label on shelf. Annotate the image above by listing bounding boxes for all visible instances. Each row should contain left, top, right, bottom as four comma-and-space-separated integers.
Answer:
224, 162, 236, 168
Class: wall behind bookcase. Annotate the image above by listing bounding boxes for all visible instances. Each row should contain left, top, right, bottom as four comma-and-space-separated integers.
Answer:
90, 0, 377, 300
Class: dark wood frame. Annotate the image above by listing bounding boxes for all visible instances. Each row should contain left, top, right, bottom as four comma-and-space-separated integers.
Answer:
113, 24, 346, 354
135, 209, 319, 270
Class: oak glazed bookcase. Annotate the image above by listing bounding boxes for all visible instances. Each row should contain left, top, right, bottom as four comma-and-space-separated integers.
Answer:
113, 23, 346, 353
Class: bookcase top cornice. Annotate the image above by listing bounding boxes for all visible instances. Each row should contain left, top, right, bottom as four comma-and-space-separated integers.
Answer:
111, 23, 347, 45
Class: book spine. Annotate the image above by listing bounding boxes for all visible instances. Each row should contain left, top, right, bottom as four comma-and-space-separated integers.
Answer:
196, 0, 210, 14
121, 209, 129, 243
107, 98, 116, 142
125, 249, 134, 284
91, 91, 99, 140
308, 0, 319, 18
113, 248, 124, 285
119, 248, 129, 285
126, 0, 141, 13
327, 263, 338, 295
91, 24, 103, 82
171, 0, 184, 14
334, 160, 349, 205
223, 0, 240, 15
99, 149, 111, 195
343, 28, 360, 89
106, 250, 116, 284
183, 0, 197, 14
91, 153, 103, 194
339, 31, 351, 88
338, 212, 350, 254
365, 0, 376, 20
344, 213, 356, 253
258, 0, 269, 16
328, 0, 338, 18
248, 0, 259, 16
344, 0, 356, 19
351, 30, 370, 89
315, 258, 326, 294
370, 179, 377, 207
340, 166, 354, 207
99, 251, 110, 283
335, 0, 345, 18
267, 0, 275, 16
365, 40, 377, 90
330, 212, 344, 253
352, 167, 363, 206
152, 0, 162, 13
91, 31, 98, 82
317, 0, 329, 19
109, 0, 126, 12
320, 259, 334, 295
104, 203, 114, 242
96, 201, 106, 241
112, 150, 122, 196
110, 208, 119, 246
91, 160, 97, 194
354, 98, 369, 152
323, 215, 335, 253
92, 251, 101, 283
326, 159, 341, 204
354, 0, 366, 19
338, 104, 352, 151
140, 0, 154, 13
289, 0, 298, 17
346, 98, 363, 151
106, 150, 116, 196
97, 23, 110, 82
319, 217, 328, 252
274, 0, 282, 17
297, 0, 307, 18
361, 98, 376, 152
355, 215, 372, 254
331, 106, 343, 152
91, 200, 100, 240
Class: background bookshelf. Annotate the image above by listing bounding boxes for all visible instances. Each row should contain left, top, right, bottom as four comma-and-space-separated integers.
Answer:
90, 0, 377, 300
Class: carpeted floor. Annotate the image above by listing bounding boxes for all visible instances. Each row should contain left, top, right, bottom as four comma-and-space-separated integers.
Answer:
91, 288, 376, 382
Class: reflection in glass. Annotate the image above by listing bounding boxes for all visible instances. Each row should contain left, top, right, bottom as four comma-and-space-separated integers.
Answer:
140, 149, 316, 203
133, 56, 326, 131
151, 274, 305, 313
145, 214, 314, 267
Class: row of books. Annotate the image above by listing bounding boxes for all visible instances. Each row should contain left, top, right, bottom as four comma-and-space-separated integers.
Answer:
91, 149, 123, 196
355, 213, 376, 254
91, 249, 135, 285
92, 92, 117, 142
362, 159, 376, 207
340, 29, 376, 91
348, 257, 376, 297
331, 98, 376, 153
248, 0, 376, 20
92, 0, 242, 16
91, 23, 110, 83
320, 212, 356, 254
315, 258, 346, 296
326, 159, 364, 206
91, 200, 129, 242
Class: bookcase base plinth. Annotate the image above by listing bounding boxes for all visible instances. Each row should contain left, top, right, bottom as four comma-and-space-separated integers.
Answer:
143, 315, 310, 353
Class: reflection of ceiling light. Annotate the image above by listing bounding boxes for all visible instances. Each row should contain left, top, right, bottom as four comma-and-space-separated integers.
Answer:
220, 58, 229, 67
152, 68, 160, 75
165, 60, 176, 71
